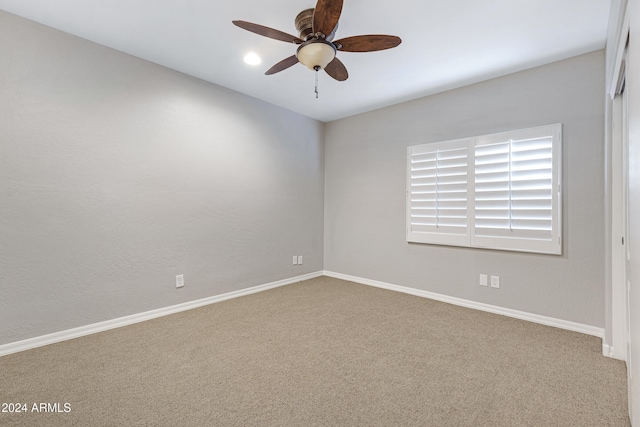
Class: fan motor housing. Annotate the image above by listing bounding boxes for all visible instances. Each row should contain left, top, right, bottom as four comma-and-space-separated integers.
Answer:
295, 8, 338, 41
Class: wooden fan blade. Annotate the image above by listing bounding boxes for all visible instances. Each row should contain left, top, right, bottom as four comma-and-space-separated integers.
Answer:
334, 35, 402, 52
312, 0, 343, 37
324, 57, 348, 81
232, 20, 303, 44
265, 55, 299, 75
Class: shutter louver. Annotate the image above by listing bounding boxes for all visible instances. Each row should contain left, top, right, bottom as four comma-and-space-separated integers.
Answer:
510, 137, 553, 233
475, 141, 511, 231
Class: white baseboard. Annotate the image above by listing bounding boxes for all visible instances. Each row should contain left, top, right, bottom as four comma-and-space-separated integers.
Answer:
0, 271, 323, 357
602, 344, 614, 358
1, 271, 610, 358
323, 270, 606, 340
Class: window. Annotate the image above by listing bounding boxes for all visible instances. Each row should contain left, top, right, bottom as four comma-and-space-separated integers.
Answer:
407, 124, 562, 255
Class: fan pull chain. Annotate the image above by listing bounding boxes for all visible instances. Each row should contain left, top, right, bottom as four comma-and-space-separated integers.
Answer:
314, 66, 320, 98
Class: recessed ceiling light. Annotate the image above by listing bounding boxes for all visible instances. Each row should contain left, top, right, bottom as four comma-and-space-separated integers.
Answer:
243, 52, 262, 66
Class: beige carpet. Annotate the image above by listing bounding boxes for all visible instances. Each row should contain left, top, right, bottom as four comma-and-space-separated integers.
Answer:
0, 276, 630, 426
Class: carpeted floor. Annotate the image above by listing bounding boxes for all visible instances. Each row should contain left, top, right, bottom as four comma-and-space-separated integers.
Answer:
0, 276, 630, 426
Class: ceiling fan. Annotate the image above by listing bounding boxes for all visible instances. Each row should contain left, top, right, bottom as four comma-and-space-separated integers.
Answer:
232, 0, 401, 83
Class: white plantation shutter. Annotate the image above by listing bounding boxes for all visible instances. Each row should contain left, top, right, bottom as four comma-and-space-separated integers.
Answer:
473, 125, 561, 253
407, 124, 561, 254
407, 139, 471, 246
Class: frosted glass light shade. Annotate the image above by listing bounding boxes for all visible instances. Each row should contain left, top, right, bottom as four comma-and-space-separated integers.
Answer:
297, 41, 336, 70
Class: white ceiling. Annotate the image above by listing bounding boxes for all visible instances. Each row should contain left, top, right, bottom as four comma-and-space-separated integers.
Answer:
0, 0, 612, 122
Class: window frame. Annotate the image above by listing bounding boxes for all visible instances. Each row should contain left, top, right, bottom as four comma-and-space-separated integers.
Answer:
406, 124, 562, 255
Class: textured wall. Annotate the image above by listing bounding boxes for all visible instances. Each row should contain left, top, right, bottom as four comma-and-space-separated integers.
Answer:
325, 51, 606, 327
0, 11, 325, 345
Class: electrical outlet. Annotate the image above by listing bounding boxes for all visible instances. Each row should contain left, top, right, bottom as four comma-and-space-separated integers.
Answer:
479, 274, 488, 287
490, 276, 500, 289
293, 256, 298, 265
298, 255, 303, 265
176, 274, 184, 288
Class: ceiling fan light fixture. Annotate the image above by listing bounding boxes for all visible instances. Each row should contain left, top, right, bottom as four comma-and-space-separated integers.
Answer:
233, 0, 401, 82
296, 40, 336, 71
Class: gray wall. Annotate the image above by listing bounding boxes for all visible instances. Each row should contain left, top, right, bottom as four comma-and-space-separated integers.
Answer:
0, 11, 325, 345
325, 51, 606, 327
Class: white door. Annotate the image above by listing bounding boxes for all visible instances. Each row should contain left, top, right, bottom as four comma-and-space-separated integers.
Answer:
611, 38, 631, 419
622, 70, 632, 419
